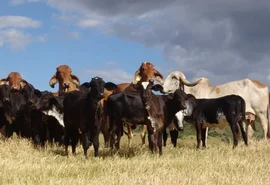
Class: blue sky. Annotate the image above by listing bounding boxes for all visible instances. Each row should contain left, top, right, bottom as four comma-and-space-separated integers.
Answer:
1, 0, 270, 91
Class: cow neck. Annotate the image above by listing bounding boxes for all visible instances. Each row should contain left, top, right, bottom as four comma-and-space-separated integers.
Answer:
143, 95, 157, 133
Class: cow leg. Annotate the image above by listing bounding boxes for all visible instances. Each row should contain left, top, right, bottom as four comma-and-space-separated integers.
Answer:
163, 129, 168, 147
126, 124, 134, 148
228, 118, 239, 148
256, 112, 268, 140
93, 129, 100, 157
141, 125, 147, 146
195, 122, 202, 149
201, 128, 207, 148
170, 130, 178, 147
71, 130, 79, 155
157, 131, 163, 156
82, 133, 91, 159
238, 121, 248, 146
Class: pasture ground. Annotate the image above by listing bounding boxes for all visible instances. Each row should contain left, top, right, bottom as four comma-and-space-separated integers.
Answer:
0, 123, 269, 185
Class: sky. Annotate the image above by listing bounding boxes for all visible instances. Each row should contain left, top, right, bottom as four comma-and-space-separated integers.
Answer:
1, 0, 270, 91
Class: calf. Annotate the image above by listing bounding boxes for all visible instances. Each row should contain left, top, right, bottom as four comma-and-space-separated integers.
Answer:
179, 92, 248, 148
34, 90, 65, 146
64, 77, 117, 158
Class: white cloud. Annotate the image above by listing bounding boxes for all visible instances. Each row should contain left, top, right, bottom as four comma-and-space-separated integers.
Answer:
0, 16, 41, 29
0, 29, 32, 50
78, 19, 101, 28
0, 16, 43, 50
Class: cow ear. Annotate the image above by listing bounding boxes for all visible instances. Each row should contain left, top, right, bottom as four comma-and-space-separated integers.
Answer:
49, 74, 58, 88
132, 69, 141, 84
34, 89, 42, 98
20, 79, 28, 89
105, 82, 117, 91
154, 69, 164, 84
51, 96, 64, 110
81, 82, 91, 88
151, 84, 163, 92
70, 74, 80, 87
0, 78, 8, 85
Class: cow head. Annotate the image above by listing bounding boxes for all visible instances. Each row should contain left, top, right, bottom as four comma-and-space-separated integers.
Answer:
84, 77, 117, 100
35, 91, 64, 111
21, 84, 42, 108
49, 65, 80, 93
132, 61, 163, 85
0, 86, 25, 124
162, 71, 202, 94
172, 89, 189, 110
0, 72, 28, 90
0, 84, 11, 105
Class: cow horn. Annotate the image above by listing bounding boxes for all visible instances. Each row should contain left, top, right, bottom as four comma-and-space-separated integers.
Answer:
180, 77, 202, 87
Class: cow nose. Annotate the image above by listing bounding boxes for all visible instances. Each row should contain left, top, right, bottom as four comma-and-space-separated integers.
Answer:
63, 82, 70, 88
11, 86, 18, 89
28, 99, 34, 105
3, 98, 10, 102
98, 93, 104, 98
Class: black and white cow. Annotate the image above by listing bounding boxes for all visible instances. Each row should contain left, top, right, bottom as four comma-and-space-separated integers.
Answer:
175, 91, 248, 148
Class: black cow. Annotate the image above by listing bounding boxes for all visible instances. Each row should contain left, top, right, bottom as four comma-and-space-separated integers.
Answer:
0, 84, 26, 137
176, 92, 248, 148
108, 81, 186, 155
21, 83, 42, 139
63, 77, 117, 158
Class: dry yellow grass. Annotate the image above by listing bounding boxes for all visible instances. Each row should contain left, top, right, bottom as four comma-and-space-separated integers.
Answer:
0, 133, 270, 185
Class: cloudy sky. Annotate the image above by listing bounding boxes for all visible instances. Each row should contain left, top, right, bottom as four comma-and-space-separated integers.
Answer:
1, 0, 270, 91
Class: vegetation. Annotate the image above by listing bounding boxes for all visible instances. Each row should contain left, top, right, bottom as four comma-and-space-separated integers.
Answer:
0, 122, 269, 185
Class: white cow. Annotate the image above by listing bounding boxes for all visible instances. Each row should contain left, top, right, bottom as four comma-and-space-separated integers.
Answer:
162, 71, 270, 140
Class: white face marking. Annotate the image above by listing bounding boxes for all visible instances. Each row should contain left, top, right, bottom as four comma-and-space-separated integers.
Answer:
147, 116, 156, 133
42, 105, 64, 127
142, 81, 149, 90
175, 111, 184, 129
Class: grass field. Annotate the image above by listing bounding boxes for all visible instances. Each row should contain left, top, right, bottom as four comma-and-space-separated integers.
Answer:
0, 123, 269, 185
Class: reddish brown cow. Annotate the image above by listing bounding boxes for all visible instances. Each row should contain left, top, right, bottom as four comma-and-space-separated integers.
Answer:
101, 61, 164, 147
49, 65, 80, 94
0, 72, 28, 90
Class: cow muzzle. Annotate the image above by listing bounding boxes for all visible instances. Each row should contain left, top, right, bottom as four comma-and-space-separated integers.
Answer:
97, 93, 104, 99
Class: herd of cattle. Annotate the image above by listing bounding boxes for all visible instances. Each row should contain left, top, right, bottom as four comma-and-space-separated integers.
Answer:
0, 62, 269, 158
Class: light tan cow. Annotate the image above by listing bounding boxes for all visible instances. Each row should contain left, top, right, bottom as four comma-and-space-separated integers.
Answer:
162, 71, 270, 140
49, 65, 80, 94
0, 72, 28, 90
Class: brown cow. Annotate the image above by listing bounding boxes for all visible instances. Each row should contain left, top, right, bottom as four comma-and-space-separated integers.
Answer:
101, 61, 164, 147
0, 72, 28, 90
49, 65, 80, 94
